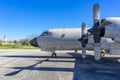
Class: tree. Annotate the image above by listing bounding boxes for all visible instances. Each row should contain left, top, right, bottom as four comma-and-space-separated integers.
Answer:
19, 39, 30, 46
14, 40, 18, 45
0, 40, 2, 45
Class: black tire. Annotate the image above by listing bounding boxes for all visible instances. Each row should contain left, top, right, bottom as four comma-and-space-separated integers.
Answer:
75, 50, 77, 53
101, 51, 105, 56
52, 53, 57, 57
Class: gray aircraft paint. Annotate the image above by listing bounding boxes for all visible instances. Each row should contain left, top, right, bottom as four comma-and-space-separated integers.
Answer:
103, 17, 120, 43
36, 28, 113, 52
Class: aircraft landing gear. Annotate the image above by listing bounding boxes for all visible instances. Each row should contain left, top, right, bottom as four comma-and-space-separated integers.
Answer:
101, 50, 105, 56
52, 53, 57, 57
75, 50, 77, 53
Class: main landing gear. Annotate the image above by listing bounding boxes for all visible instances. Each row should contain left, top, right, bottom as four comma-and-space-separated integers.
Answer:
75, 50, 77, 53
52, 53, 57, 57
101, 50, 105, 56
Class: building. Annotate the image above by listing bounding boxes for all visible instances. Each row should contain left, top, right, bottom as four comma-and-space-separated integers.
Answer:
3, 34, 8, 45
0, 34, 14, 45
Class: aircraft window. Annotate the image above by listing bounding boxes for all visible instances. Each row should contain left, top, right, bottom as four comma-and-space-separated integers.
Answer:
41, 31, 52, 36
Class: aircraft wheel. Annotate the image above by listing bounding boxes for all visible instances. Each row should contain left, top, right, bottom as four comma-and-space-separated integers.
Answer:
52, 53, 57, 57
75, 50, 77, 53
101, 51, 105, 56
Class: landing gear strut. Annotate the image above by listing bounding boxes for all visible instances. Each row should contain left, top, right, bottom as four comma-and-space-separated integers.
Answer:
52, 53, 57, 57
75, 50, 77, 53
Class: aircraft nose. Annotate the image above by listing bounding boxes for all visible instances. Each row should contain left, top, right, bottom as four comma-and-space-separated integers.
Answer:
30, 37, 39, 47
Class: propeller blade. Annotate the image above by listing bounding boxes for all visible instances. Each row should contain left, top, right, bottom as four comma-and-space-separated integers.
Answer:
82, 46, 86, 58
87, 3, 100, 36
81, 22, 87, 58
93, 3, 100, 23
82, 22, 86, 35
78, 22, 86, 41
93, 3, 101, 60
87, 28, 100, 36
98, 19, 112, 29
93, 36, 101, 60
94, 43, 101, 60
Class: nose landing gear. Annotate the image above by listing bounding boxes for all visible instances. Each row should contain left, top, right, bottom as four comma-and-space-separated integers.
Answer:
52, 53, 57, 57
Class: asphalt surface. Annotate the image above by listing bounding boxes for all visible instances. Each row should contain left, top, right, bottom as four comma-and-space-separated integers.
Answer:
0, 50, 120, 80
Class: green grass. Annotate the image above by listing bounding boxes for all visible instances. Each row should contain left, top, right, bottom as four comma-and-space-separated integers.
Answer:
0, 44, 39, 49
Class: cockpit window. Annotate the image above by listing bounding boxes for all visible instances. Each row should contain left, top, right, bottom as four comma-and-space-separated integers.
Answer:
41, 31, 52, 36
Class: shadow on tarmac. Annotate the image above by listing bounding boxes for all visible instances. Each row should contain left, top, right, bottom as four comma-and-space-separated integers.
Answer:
1, 52, 120, 80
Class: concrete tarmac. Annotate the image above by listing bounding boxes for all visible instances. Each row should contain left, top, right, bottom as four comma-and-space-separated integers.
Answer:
0, 50, 120, 80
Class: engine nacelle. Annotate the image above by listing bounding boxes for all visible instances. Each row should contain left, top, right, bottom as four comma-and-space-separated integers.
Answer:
114, 37, 120, 43
110, 42, 120, 55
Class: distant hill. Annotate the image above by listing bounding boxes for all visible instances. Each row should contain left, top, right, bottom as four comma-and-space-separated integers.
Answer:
25, 34, 39, 40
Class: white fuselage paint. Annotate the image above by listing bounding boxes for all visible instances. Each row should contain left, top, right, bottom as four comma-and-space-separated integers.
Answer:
103, 17, 120, 43
36, 28, 113, 51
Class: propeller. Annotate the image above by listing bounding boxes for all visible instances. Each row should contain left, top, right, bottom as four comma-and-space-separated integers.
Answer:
88, 3, 101, 60
78, 22, 88, 58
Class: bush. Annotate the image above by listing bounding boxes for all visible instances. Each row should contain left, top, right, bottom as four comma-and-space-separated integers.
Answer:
19, 39, 30, 46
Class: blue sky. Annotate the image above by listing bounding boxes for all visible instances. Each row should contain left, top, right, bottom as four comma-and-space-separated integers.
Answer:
0, 0, 120, 40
